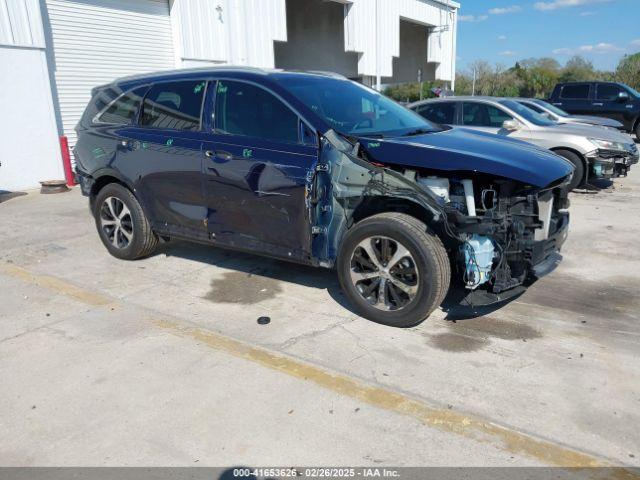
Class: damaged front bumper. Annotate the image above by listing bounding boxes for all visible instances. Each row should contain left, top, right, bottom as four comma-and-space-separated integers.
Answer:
451, 181, 570, 307
587, 147, 639, 178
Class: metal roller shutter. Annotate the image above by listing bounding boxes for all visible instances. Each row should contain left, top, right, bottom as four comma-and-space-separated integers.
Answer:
46, 0, 175, 148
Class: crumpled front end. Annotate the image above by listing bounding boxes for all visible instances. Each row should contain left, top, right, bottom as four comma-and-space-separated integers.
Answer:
310, 130, 572, 306
586, 141, 639, 179
446, 174, 571, 304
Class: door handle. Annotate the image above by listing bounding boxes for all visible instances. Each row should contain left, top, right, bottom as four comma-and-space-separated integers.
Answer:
206, 150, 234, 162
593, 103, 604, 106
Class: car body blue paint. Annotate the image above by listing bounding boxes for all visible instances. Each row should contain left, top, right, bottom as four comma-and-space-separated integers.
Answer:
75, 68, 573, 266
356, 127, 574, 188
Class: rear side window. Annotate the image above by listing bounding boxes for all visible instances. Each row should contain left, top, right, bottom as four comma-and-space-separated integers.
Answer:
215, 80, 299, 143
140, 80, 206, 131
95, 87, 148, 125
416, 103, 456, 124
560, 84, 590, 100
462, 103, 512, 128
596, 84, 624, 101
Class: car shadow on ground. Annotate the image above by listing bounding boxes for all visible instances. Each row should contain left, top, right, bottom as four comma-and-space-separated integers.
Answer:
152, 239, 521, 322
154, 240, 354, 311
0, 190, 27, 203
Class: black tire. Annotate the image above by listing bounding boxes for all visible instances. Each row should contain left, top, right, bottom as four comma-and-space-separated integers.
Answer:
554, 149, 585, 190
93, 183, 158, 260
337, 212, 450, 328
635, 122, 640, 143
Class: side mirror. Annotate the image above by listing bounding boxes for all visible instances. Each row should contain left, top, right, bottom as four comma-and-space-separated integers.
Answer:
618, 91, 630, 103
502, 119, 520, 131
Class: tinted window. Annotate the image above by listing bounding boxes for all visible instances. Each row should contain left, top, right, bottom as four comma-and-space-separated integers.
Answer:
560, 84, 590, 99
275, 75, 439, 137
499, 100, 556, 127
596, 84, 624, 101
533, 99, 569, 117
462, 103, 512, 128
141, 81, 206, 131
215, 81, 299, 143
96, 87, 147, 124
520, 101, 544, 114
416, 103, 455, 124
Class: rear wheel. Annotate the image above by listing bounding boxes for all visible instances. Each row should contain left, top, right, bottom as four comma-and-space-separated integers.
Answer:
93, 183, 158, 260
337, 213, 450, 327
554, 149, 585, 190
635, 122, 640, 142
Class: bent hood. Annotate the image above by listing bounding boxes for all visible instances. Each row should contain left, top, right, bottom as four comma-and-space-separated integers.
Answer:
356, 127, 573, 188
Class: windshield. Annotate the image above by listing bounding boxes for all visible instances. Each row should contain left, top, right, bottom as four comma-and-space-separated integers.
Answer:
532, 99, 569, 117
624, 85, 640, 98
276, 75, 439, 137
499, 99, 557, 127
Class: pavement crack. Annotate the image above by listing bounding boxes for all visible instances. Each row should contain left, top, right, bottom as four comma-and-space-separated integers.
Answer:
279, 318, 354, 350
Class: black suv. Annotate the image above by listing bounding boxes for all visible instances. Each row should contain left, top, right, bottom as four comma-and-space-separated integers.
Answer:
548, 82, 640, 139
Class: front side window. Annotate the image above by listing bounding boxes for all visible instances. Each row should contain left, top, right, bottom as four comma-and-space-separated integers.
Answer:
215, 81, 299, 143
416, 103, 456, 125
96, 87, 148, 125
140, 80, 206, 131
561, 84, 590, 100
596, 84, 624, 101
462, 103, 512, 128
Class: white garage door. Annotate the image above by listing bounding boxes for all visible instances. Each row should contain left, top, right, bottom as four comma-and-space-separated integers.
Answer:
46, 0, 175, 148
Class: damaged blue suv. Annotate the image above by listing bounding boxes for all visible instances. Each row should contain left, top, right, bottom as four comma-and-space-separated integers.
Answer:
75, 68, 573, 327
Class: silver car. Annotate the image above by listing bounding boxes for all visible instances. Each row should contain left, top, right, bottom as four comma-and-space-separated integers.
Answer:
514, 98, 625, 131
409, 96, 638, 190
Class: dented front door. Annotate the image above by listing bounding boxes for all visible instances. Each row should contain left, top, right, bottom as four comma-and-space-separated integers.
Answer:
202, 80, 318, 261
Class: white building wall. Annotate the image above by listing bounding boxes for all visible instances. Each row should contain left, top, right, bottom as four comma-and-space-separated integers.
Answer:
171, 0, 458, 84
344, 0, 458, 83
171, 0, 287, 68
0, 0, 45, 47
0, 0, 63, 191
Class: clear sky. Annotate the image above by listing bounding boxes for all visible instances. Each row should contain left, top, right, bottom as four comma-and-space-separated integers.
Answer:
456, 0, 640, 73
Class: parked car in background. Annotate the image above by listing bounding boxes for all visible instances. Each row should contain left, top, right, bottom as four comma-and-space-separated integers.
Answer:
515, 98, 625, 131
409, 96, 639, 190
75, 68, 574, 327
548, 82, 640, 139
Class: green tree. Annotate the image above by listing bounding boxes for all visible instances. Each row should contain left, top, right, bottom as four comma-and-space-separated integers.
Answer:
615, 52, 640, 90
516, 58, 560, 98
559, 56, 598, 83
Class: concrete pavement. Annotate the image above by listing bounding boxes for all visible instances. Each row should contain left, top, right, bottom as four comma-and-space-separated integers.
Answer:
1, 169, 639, 469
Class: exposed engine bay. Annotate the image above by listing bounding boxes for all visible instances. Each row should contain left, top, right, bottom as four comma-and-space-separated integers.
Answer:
411, 171, 570, 295
311, 130, 571, 305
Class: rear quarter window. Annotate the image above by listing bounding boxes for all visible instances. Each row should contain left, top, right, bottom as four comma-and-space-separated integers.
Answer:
140, 80, 207, 131
94, 86, 148, 125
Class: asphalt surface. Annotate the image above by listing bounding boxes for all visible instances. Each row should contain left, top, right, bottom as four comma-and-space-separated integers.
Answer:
1, 168, 639, 470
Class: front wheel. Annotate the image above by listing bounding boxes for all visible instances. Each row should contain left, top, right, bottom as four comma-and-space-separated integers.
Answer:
337, 213, 450, 328
554, 149, 585, 190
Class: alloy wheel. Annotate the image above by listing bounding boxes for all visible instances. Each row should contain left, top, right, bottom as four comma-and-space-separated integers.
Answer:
99, 196, 133, 249
349, 236, 420, 311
